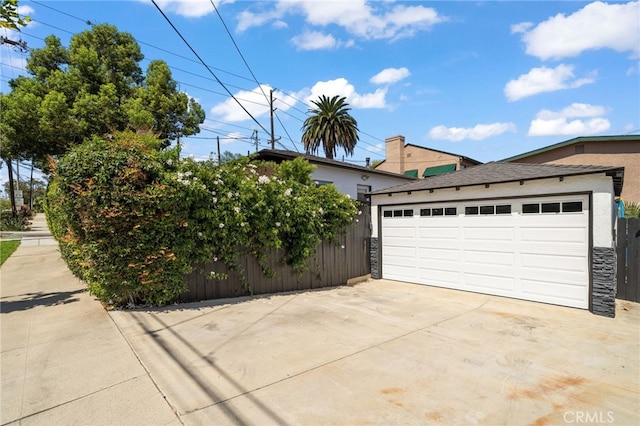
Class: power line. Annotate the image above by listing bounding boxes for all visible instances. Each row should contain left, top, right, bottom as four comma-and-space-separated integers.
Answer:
151, 1, 271, 136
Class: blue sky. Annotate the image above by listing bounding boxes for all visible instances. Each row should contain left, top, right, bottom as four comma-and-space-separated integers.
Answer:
1, 0, 639, 174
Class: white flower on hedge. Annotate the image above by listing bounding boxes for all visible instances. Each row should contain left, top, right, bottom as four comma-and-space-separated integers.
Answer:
166, 159, 173, 166
227, 192, 233, 198
258, 175, 270, 184
358, 210, 362, 215
219, 223, 224, 228
284, 188, 292, 196
276, 222, 281, 227
197, 232, 203, 237
212, 197, 217, 203
285, 212, 290, 217
185, 171, 193, 177
234, 206, 240, 213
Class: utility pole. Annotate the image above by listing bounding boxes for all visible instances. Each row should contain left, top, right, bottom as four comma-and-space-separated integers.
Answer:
270, 90, 275, 149
0, 36, 27, 52
253, 130, 259, 152
216, 136, 221, 165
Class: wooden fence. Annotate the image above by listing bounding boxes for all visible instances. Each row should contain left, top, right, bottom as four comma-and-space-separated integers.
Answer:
616, 217, 640, 303
181, 205, 371, 302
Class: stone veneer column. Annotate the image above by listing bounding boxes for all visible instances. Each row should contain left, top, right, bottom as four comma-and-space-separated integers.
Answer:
591, 247, 616, 318
370, 237, 380, 279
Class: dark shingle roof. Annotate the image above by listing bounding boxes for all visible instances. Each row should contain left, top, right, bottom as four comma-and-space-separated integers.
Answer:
370, 162, 624, 196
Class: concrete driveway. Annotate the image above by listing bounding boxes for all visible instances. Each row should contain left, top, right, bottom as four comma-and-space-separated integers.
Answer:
110, 279, 640, 425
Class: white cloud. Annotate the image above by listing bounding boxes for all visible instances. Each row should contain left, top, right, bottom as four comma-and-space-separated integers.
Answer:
237, 0, 446, 42
428, 122, 517, 142
305, 78, 387, 109
291, 31, 338, 50
17, 5, 34, 16
145, 0, 234, 18
515, 1, 640, 60
210, 84, 300, 122
504, 64, 595, 102
535, 103, 607, 120
510, 22, 532, 34
528, 103, 611, 136
370, 67, 410, 85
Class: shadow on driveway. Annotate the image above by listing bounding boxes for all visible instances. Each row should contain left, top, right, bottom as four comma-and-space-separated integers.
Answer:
0, 289, 85, 314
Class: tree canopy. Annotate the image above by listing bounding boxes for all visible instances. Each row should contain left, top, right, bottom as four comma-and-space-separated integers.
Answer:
0, 0, 30, 31
301, 95, 359, 160
0, 23, 205, 167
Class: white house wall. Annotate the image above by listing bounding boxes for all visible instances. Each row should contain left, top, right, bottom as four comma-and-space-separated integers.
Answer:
312, 164, 410, 200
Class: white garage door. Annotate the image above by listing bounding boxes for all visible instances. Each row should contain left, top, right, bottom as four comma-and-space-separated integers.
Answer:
381, 195, 590, 309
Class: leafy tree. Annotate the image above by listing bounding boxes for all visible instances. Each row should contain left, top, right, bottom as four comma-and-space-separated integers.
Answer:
0, 0, 30, 31
1, 24, 205, 166
0, 0, 30, 215
2, 177, 46, 211
219, 150, 245, 165
301, 95, 359, 160
1, 24, 205, 214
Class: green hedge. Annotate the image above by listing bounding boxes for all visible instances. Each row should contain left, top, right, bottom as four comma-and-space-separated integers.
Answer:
45, 132, 358, 306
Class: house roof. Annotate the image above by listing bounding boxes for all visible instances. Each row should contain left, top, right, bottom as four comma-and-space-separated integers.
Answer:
255, 149, 416, 181
370, 162, 625, 196
501, 135, 640, 162
374, 143, 483, 168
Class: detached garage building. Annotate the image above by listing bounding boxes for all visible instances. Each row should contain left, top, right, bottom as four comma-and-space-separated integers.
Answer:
369, 162, 624, 317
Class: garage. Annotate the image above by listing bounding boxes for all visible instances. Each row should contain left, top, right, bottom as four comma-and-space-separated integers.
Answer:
369, 162, 624, 316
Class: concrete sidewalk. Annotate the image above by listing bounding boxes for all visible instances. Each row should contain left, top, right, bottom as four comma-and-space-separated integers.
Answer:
0, 214, 56, 247
0, 233, 179, 424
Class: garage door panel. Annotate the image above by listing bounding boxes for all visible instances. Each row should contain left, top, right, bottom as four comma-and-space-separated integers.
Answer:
521, 280, 588, 308
384, 266, 417, 283
463, 227, 515, 241
520, 243, 585, 256
520, 267, 586, 285
417, 268, 460, 287
521, 227, 587, 243
384, 245, 415, 259
381, 195, 589, 310
464, 273, 515, 292
521, 253, 586, 272
417, 226, 459, 239
463, 250, 514, 267
383, 226, 416, 238
418, 247, 459, 261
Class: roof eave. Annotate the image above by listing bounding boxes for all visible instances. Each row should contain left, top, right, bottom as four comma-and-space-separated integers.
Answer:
370, 166, 625, 197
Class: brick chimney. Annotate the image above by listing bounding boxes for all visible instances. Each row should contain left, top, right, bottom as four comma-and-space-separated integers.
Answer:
385, 135, 405, 174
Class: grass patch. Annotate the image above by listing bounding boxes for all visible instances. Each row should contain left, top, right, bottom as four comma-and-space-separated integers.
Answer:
0, 240, 21, 266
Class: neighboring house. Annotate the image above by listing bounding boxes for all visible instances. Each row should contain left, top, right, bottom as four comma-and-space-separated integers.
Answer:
369, 162, 624, 318
502, 135, 640, 202
374, 135, 482, 178
255, 149, 414, 202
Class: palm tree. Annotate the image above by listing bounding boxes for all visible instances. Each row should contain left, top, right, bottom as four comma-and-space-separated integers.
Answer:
301, 95, 359, 160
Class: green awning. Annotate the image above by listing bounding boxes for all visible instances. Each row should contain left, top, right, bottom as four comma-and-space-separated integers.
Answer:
423, 163, 456, 177
403, 169, 418, 178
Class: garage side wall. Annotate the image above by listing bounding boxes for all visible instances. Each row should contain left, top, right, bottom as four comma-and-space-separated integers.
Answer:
370, 173, 617, 316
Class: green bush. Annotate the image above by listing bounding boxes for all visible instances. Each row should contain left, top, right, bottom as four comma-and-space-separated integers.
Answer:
0, 205, 32, 231
45, 132, 358, 306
